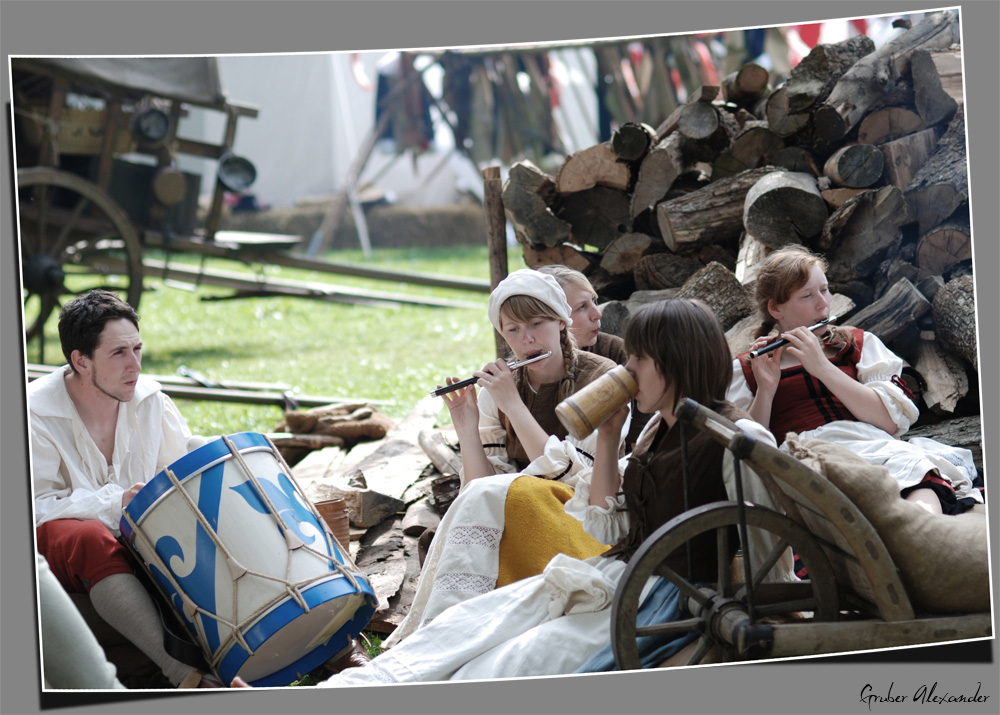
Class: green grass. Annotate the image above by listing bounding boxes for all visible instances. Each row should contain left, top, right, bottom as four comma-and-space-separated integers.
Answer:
25, 245, 522, 435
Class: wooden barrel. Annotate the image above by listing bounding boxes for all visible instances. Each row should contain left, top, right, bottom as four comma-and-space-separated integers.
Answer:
555, 365, 638, 440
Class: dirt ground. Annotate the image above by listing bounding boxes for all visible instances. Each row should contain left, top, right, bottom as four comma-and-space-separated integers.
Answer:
219, 200, 490, 251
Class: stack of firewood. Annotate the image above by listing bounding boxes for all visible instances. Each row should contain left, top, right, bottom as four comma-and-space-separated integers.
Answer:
502, 10, 977, 431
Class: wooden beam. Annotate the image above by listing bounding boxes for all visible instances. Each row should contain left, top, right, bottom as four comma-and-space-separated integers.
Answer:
482, 165, 509, 358
103, 255, 483, 310
25, 368, 388, 408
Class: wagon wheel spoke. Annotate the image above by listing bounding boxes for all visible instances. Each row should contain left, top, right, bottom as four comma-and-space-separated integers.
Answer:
47, 195, 95, 259
716, 523, 734, 596
685, 635, 715, 666
18, 167, 143, 348
738, 536, 791, 596
611, 502, 840, 671
654, 564, 710, 610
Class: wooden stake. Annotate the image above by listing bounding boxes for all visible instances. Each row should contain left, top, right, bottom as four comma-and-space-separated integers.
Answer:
482, 165, 509, 358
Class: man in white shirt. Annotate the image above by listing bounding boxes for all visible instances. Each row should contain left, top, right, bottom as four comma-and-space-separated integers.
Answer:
30, 290, 215, 688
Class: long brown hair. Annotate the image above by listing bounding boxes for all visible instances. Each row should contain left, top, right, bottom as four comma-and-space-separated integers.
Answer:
499, 294, 579, 402
623, 299, 731, 414
752, 246, 853, 349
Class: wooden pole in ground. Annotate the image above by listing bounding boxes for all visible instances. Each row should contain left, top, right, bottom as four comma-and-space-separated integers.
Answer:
482, 165, 509, 358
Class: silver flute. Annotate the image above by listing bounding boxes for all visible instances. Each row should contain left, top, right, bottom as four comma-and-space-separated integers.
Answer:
748, 316, 838, 359
430, 351, 553, 397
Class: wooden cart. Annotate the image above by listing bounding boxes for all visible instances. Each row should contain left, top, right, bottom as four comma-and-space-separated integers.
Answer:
12, 58, 487, 362
11, 58, 271, 343
611, 399, 992, 669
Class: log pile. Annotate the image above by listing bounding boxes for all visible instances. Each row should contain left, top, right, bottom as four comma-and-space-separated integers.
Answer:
501, 10, 977, 433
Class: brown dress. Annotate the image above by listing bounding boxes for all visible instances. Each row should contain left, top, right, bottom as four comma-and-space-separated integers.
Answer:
602, 401, 752, 582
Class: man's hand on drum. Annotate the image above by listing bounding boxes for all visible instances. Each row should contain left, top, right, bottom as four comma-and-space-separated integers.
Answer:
122, 482, 145, 509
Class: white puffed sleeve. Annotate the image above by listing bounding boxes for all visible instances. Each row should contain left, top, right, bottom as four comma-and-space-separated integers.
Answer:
155, 394, 193, 472
563, 414, 661, 545
562, 457, 630, 546
726, 358, 755, 410
855, 332, 919, 437
470, 388, 630, 482
467, 388, 520, 477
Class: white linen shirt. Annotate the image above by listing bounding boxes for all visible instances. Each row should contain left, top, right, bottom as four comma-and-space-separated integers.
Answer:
30, 366, 191, 534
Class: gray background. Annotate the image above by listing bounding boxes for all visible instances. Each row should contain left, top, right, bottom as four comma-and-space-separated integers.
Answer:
2, 2, 996, 714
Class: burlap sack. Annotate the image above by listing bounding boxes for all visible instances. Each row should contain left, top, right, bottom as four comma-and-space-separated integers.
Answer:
785, 434, 990, 614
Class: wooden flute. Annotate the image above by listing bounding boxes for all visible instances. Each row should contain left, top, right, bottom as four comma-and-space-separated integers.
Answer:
430, 351, 553, 397
747, 316, 838, 359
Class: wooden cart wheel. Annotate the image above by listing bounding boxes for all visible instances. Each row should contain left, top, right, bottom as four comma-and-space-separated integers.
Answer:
17, 167, 143, 345
611, 502, 840, 671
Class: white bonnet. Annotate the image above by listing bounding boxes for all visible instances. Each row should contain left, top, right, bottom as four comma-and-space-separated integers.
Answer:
487, 269, 573, 333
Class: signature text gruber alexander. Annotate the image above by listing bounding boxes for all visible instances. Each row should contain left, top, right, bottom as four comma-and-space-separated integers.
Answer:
860, 682, 990, 710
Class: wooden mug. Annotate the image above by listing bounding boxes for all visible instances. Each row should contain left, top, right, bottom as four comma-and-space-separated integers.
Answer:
555, 365, 638, 440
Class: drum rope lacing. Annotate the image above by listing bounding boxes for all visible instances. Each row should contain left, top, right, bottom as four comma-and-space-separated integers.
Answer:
251, 435, 364, 595
124, 437, 367, 665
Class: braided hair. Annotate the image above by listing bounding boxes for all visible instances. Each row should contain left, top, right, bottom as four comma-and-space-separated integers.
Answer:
497, 294, 580, 403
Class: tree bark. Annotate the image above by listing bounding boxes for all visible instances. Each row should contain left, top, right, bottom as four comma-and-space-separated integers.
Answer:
600, 232, 654, 275
742, 170, 827, 248
712, 125, 784, 180
823, 143, 885, 188
555, 143, 631, 193
501, 160, 570, 248
784, 35, 876, 113
629, 133, 683, 218
912, 48, 963, 126
857, 106, 927, 145
557, 186, 632, 250
932, 274, 977, 371
675, 261, 755, 331
813, 11, 959, 141
821, 186, 911, 281
847, 277, 931, 342
659, 166, 777, 253
633, 252, 703, 291
915, 218, 971, 280
878, 127, 940, 190
904, 104, 968, 234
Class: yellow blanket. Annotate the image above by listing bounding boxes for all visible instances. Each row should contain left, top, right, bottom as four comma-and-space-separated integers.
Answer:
496, 476, 608, 588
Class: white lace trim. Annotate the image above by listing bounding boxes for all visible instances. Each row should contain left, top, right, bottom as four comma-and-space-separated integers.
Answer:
433, 572, 496, 593
446, 525, 502, 549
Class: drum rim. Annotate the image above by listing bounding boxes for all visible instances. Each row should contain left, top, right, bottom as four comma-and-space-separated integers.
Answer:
122, 432, 274, 525
216, 573, 378, 686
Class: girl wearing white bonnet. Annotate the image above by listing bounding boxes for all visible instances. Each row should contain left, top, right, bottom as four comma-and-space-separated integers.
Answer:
385, 269, 628, 647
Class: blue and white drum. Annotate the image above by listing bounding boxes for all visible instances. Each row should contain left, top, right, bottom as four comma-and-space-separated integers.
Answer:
120, 432, 377, 687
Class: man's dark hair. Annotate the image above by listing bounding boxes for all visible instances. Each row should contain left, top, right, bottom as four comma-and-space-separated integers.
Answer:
58, 290, 139, 371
